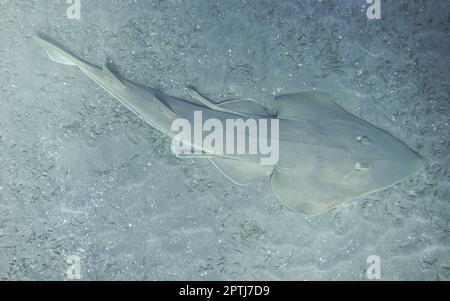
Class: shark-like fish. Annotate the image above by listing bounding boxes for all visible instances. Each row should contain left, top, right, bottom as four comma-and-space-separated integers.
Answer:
34, 36, 425, 215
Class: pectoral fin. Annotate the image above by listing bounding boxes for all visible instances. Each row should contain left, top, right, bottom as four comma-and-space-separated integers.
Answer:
275, 91, 348, 121
271, 169, 346, 215
210, 157, 273, 186
219, 98, 270, 116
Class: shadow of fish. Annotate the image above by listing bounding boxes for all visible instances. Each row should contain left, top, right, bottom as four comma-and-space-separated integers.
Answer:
33, 36, 425, 215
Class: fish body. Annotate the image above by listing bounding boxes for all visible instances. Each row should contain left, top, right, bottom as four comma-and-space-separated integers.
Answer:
34, 36, 425, 215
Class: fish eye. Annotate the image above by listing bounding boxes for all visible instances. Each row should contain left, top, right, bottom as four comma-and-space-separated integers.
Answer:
356, 135, 371, 145
354, 162, 370, 171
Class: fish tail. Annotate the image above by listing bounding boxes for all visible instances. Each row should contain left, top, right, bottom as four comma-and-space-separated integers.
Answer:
33, 35, 83, 66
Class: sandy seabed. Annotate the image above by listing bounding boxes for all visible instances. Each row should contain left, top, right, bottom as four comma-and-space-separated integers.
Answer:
0, 0, 448, 280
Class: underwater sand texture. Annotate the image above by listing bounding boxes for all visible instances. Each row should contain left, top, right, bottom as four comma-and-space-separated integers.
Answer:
0, 0, 448, 280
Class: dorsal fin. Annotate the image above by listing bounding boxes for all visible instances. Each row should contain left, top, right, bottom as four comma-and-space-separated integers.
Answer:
102, 65, 127, 91
151, 91, 177, 118
274, 91, 348, 121
187, 88, 245, 115
187, 87, 270, 117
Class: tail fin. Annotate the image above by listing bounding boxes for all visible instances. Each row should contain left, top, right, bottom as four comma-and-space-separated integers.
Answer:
33, 35, 177, 120
33, 36, 82, 66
